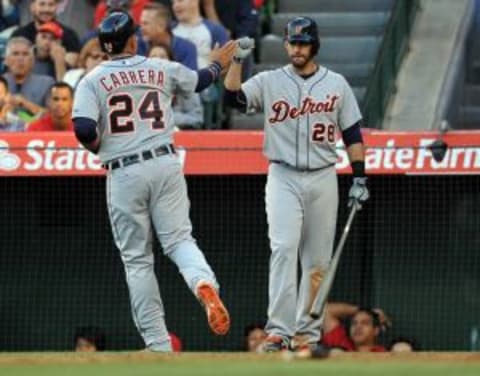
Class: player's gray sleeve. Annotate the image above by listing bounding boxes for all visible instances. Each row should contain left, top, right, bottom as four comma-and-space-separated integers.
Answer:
338, 76, 362, 131
170, 62, 199, 96
241, 72, 267, 111
72, 78, 100, 121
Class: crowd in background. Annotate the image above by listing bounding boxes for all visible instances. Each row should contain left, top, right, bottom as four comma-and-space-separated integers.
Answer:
0, 0, 264, 132
74, 301, 417, 352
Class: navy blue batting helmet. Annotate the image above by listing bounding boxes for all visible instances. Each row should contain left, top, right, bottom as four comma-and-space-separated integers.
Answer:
285, 17, 320, 56
98, 11, 137, 55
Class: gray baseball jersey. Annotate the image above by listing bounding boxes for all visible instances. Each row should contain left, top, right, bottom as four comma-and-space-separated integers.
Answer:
73, 55, 198, 162
242, 65, 362, 169
242, 65, 362, 346
72, 55, 220, 351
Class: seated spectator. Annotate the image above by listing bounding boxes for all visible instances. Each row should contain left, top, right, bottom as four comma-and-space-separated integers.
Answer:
27, 81, 73, 131
63, 38, 108, 89
12, 0, 81, 67
243, 322, 267, 352
169, 332, 183, 352
0, 76, 25, 131
148, 43, 203, 129
3, 36, 54, 120
172, 0, 229, 69
172, 0, 229, 127
82, 0, 148, 56
202, 0, 257, 80
321, 303, 388, 352
140, 2, 197, 70
33, 21, 67, 81
389, 337, 418, 352
94, 0, 151, 27
74, 326, 106, 352
18, 0, 97, 39
203, 0, 258, 40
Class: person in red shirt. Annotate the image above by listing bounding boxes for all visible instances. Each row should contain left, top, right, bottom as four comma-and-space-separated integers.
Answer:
27, 82, 74, 131
321, 304, 388, 352
94, 0, 151, 26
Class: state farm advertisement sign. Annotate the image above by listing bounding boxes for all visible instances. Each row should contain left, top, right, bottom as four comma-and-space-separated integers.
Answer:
0, 131, 479, 176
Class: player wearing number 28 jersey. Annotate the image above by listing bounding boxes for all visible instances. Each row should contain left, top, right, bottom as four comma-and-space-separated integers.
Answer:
72, 11, 237, 351
224, 17, 370, 352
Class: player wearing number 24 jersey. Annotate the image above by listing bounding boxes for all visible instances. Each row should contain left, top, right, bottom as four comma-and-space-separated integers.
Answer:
224, 17, 370, 352
72, 11, 237, 352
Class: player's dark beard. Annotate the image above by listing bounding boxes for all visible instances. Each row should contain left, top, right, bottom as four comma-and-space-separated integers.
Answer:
290, 54, 312, 69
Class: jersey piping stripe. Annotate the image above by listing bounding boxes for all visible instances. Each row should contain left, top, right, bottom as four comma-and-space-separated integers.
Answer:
281, 67, 302, 169
106, 174, 147, 340
307, 68, 330, 169
101, 56, 148, 68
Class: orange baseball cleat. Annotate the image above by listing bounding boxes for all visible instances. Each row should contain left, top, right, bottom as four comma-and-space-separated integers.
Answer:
196, 282, 230, 335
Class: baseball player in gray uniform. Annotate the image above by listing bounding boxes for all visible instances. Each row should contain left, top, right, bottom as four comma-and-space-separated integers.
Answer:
72, 11, 237, 352
225, 17, 369, 352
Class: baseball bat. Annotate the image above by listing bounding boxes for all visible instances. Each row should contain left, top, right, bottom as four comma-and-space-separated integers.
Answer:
309, 203, 358, 319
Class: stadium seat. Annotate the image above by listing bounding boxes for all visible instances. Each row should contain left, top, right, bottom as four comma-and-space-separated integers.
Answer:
260, 34, 381, 65
276, 0, 395, 13
271, 12, 389, 36
230, 110, 265, 129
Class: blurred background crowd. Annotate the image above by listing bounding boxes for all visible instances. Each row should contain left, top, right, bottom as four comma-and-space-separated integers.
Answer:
0, 0, 266, 132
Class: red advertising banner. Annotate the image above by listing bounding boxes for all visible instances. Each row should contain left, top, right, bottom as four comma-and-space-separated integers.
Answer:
0, 130, 479, 176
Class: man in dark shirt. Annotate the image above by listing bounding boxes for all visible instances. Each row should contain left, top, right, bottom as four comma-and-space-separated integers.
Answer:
33, 21, 67, 81
203, 0, 258, 40
12, 0, 80, 67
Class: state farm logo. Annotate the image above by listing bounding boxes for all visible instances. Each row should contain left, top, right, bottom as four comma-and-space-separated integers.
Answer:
0, 140, 21, 171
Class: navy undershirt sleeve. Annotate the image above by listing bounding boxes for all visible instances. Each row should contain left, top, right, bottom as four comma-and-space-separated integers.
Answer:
73, 117, 98, 145
195, 62, 222, 92
341, 121, 363, 147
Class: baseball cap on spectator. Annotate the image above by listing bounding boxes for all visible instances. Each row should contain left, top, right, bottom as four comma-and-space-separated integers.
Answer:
38, 22, 64, 39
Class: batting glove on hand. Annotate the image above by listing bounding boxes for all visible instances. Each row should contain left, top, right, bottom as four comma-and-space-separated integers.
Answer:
234, 37, 255, 61
348, 177, 369, 210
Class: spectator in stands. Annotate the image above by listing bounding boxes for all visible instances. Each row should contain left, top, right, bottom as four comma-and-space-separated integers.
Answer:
202, 0, 257, 80
63, 37, 107, 89
74, 326, 106, 352
0, 75, 25, 131
12, 0, 81, 68
18, 0, 98, 39
172, 0, 229, 128
169, 332, 183, 352
321, 305, 388, 352
0, 0, 20, 32
203, 0, 258, 41
82, 0, 148, 56
148, 42, 203, 129
389, 337, 418, 352
27, 81, 73, 131
3, 36, 54, 120
171, 0, 229, 69
33, 21, 66, 81
252, 0, 264, 9
140, 2, 197, 70
93, 0, 150, 27
243, 322, 267, 352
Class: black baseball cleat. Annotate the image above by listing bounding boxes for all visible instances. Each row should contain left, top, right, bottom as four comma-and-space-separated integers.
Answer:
260, 336, 290, 353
